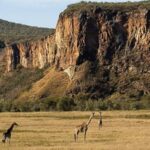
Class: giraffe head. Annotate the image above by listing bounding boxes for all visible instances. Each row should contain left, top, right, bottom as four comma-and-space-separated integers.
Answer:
92, 112, 95, 117
13, 122, 19, 126
99, 111, 102, 115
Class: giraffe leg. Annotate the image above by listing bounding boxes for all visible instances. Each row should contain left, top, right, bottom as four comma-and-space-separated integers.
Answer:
84, 130, 87, 141
74, 133, 76, 142
100, 122, 102, 128
99, 122, 102, 129
2, 139, 5, 144
2, 138, 6, 143
74, 129, 79, 142
76, 131, 79, 141
2, 134, 6, 143
100, 124, 102, 129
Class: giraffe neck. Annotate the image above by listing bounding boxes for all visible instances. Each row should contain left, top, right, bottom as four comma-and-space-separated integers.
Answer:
7, 124, 15, 133
100, 114, 102, 119
86, 115, 93, 126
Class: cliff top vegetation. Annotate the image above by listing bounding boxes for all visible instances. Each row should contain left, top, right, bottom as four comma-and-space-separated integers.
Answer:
63, 1, 150, 15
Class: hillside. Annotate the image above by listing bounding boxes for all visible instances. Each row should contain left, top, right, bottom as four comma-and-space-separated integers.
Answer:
0, 19, 55, 45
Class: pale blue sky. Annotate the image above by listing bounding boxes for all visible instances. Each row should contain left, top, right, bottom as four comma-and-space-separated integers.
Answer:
0, 0, 141, 28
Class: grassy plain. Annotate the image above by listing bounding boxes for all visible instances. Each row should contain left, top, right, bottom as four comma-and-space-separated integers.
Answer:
0, 111, 150, 150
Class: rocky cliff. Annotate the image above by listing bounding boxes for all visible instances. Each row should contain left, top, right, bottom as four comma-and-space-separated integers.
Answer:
2, 3, 150, 99
5, 35, 56, 71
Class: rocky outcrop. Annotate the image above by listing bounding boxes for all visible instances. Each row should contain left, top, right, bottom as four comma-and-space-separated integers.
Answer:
5, 35, 56, 72
2, 5, 150, 98
55, 7, 150, 98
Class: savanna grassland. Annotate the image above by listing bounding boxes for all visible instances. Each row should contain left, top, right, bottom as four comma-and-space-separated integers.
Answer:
0, 111, 150, 150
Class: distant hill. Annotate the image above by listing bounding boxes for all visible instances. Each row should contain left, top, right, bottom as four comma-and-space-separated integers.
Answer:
0, 19, 55, 45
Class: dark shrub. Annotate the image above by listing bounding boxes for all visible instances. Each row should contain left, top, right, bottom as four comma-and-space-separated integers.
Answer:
85, 100, 95, 111
97, 100, 108, 110
39, 97, 57, 111
57, 97, 75, 111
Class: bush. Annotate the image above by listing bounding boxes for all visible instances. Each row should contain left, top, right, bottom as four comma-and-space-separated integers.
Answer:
0, 41, 5, 48
0, 100, 4, 112
112, 102, 122, 110
85, 100, 95, 111
39, 97, 57, 111
18, 101, 33, 112
30, 103, 40, 112
74, 99, 86, 111
2, 100, 13, 112
140, 95, 150, 109
0, 94, 149, 112
96, 100, 108, 110
129, 101, 143, 110
11, 102, 21, 112
57, 97, 75, 111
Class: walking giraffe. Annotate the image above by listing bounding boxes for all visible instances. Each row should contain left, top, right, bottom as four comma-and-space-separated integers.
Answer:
74, 112, 95, 142
2, 122, 19, 144
98, 111, 102, 129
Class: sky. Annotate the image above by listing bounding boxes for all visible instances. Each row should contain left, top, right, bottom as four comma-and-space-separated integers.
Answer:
0, 0, 142, 28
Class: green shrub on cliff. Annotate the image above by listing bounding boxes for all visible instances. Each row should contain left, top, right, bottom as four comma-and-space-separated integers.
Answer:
64, 1, 150, 15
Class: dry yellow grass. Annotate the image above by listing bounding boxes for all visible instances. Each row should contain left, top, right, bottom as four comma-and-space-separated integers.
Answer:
18, 68, 69, 101
0, 111, 150, 150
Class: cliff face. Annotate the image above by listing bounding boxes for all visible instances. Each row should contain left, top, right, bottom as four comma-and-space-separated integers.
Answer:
5, 35, 56, 72
55, 8, 150, 98
0, 48, 6, 73
2, 7, 150, 98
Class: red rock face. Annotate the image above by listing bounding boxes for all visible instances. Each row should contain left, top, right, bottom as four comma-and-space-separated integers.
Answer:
55, 14, 80, 69
2, 7, 150, 98
5, 35, 55, 71
55, 8, 150, 97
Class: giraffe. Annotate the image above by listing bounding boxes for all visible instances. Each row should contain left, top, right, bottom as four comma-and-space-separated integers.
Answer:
74, 112, 95, 142
98, 111, 102, 129
2, 122, 19, 144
